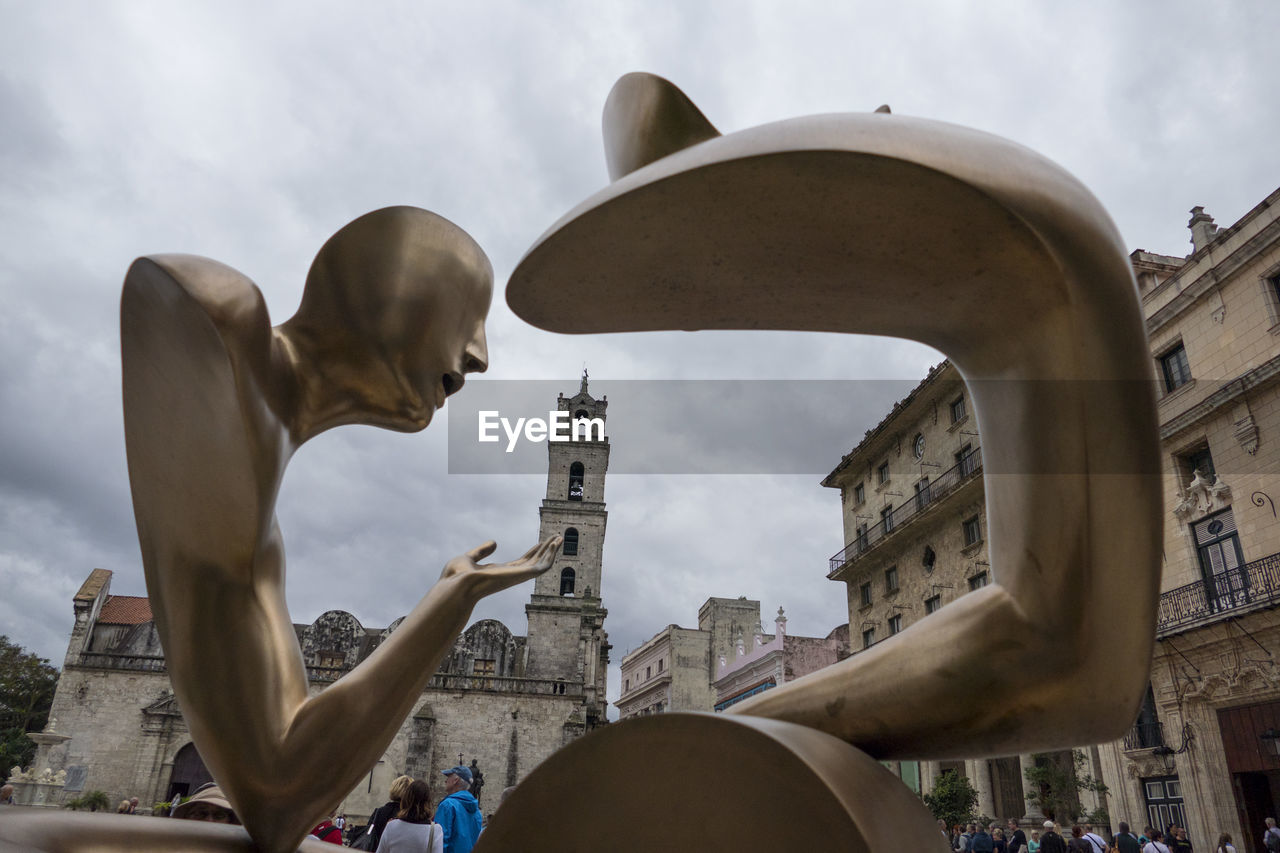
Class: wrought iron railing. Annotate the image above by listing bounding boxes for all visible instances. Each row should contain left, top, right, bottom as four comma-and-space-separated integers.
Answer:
829, 448, 983, 576
1123, 720, 1165, 751
1157, 552, 1280, 635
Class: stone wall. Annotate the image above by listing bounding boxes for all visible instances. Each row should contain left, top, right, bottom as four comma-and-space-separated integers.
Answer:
40, 663, 181, 808
330, 685, 583, 821
697, 597, 762, 670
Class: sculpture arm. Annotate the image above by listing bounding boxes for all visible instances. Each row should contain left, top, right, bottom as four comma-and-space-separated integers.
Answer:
225, 538, 559, 848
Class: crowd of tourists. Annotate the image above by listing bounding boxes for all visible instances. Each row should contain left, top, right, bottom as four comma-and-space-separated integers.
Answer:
941, 817, 1248, 853
138, 763, 494, 852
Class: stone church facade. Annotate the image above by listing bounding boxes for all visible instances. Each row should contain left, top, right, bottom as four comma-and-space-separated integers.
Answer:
22, 380, 611, 820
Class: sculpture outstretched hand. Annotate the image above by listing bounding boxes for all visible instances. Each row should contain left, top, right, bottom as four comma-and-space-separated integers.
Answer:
118, 207, 558, 853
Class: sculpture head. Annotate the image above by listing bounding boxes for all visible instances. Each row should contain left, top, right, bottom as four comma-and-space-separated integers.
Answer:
287, 206, 491, 435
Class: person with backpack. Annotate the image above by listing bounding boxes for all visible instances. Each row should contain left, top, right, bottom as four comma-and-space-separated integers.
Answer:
1113, 821, 1142, 853
1142, 829, 1173, 853
1264, 817, 1280, 853
376, 779, 443, 853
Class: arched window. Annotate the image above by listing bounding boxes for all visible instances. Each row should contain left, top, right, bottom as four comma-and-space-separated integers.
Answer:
560, 567, 576, 596
563, 528, 579, 555
574, 409, 589, 421
567, 462, 584, 501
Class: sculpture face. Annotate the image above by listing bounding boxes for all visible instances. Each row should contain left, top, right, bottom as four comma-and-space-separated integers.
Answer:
379, 255, 491, 432
292, 205, 493, 434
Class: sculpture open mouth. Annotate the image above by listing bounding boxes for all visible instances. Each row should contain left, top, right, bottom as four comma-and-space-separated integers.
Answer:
442, 372, 464, 398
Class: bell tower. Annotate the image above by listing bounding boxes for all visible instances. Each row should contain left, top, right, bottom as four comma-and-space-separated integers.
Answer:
524, 371, 611, 727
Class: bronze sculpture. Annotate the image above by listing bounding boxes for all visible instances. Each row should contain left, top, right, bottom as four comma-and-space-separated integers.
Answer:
2, 207, 559, 853
491, 72, 1162, 850
1, 72, 1161, 852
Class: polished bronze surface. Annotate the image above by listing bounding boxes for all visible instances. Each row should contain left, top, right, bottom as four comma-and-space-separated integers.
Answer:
106, 206, 554, 853
0, 811, 334, 853
477, 712, 949, 852
509, 73, 1161, 760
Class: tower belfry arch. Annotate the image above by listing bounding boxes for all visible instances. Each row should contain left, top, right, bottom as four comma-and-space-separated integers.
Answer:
524, 374, 611, 727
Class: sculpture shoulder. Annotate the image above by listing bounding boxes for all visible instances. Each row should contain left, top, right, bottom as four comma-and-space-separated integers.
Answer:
123, 254, 272, 350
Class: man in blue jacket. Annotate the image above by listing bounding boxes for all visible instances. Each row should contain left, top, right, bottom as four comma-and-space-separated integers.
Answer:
436, 765, 484, 853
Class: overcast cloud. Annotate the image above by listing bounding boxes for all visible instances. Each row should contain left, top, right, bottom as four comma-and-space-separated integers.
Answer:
2, 2, 1278, 720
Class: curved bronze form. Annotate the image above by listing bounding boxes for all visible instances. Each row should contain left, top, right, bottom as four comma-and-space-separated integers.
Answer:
113, 207, 558, 853
509, 73, 1162, 760
478, 713, 947, 852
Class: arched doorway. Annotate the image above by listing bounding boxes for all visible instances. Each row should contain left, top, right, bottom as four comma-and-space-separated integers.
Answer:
167, 742, 213, 801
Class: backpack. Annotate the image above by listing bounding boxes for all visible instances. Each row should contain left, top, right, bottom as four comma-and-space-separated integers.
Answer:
1266, 827, 1280, 852
311, 822, 342, 843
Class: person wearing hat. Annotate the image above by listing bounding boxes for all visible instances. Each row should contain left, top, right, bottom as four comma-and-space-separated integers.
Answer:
1037, 821, 1068, 853
433, 765, 482, 853
172, 783, 239, 824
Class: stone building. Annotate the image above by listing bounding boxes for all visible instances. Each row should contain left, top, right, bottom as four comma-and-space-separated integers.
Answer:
20, 378, 612, 820
712, 608, 850, 712
1094, 188, 1280, 852
821, 186, 1280, 850
615, 596, 848, 719
615, 624, 716, 718
822, 359, 1069, 813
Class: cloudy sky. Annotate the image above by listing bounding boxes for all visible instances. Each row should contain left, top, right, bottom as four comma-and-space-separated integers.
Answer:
2, 2, 1278, 718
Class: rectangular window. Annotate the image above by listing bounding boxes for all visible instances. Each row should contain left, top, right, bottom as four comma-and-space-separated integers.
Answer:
925, 595, 941, 614
657, 659, 664, 672
950, 395, 966, 423
859, 582, 873, 607
1180, 445, 1215, 485
885, 566, 899, 593
955, 444, 977, 477
877, 461, 890, 484
963, 516, 981, 546
853, 482, 865, 505
862, 628, 875, 649
888, 614, 902, 635
472, 659, 496, 676
625, 678, 630, 691
969, 571, 989, 591
856, 523, 869, 553
882, 505, 894, 534
645, 665, 651, 679
915, 478, 931, 510
1159, 343, 1192, 393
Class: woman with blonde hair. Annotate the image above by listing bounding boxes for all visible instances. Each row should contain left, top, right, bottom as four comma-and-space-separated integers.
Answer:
376, 779, 443, 853
367, 775, 414, 850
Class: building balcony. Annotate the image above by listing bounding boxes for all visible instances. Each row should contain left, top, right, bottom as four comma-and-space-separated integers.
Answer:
828, 447, 983, 578
1123, 720, 1165, 751
1157, 551, 1280, 636
618, 671, 671, 702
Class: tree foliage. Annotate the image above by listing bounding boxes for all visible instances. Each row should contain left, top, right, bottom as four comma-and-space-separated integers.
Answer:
925, 770, 980, 829
0, 635, 60, 772
1023, 749, 1108, 824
